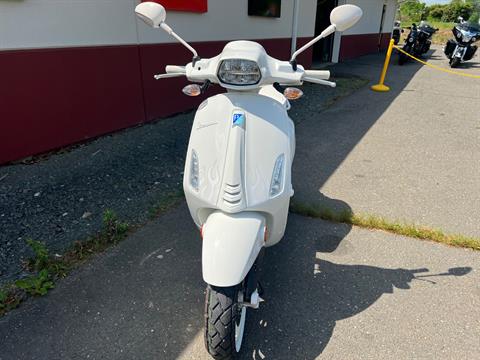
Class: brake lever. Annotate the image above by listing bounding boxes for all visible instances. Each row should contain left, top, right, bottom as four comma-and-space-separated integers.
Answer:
302, 77, 336, 88
154, 73, 185, 80
200, 80, 211, 94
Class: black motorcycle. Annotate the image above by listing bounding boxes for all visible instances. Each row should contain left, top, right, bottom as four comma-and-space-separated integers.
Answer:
392, 20, 403, 45
398, 22, 438, 65
444, 20, 480, 68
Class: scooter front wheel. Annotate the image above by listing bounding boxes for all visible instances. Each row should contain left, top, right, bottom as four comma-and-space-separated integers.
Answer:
204, 285, 246, 359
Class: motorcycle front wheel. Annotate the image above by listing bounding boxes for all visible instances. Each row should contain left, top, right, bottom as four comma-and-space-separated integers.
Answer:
398, 52, 408, 65
205, 285, 246, 360
449, 57, 460, 68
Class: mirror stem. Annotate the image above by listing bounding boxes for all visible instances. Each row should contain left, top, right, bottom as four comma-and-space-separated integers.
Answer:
160, 23, 199, 59
289, 24, 336, 69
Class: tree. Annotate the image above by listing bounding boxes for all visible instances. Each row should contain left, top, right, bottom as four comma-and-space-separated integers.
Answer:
400, 0, 427, 22
441, 0, 474, 22
466, 0, 480, 24
428, 4, 447, 20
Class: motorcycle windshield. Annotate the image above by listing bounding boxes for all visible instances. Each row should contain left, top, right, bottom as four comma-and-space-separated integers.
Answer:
418, 23, 436, 34
458, 22, 480, 33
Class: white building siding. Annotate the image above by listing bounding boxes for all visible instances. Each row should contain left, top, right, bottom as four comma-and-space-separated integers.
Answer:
0, 0, 317, 51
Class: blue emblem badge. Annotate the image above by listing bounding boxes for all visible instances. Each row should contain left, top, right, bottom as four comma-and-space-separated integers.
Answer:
233, 113, 245, 126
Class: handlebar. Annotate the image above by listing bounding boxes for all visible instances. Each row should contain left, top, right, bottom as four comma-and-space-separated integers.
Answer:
166, 65, 186, 74
154, 62, 335, 87
154, 65, 187, 80
303, 70, 330, 80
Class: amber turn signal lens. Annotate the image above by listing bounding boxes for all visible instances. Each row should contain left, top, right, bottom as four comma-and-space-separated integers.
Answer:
283, 87, 303, 100
182, 84, 202, 97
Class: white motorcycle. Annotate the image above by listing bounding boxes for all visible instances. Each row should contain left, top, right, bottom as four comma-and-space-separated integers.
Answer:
135, 3, 362, 358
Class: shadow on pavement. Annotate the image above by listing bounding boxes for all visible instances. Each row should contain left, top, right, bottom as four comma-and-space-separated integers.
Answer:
241, 216, 472, 359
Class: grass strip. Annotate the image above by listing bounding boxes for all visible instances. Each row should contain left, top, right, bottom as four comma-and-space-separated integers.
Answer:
290, 201, 480, 251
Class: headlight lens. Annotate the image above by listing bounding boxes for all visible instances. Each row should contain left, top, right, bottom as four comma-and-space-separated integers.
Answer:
190, 150, 199, 191
270, 154, 285, 197
217, 59, 261, 86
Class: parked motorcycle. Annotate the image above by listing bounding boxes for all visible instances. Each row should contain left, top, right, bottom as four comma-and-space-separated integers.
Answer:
444, 18, 480, 68
398, 22, 438, 65
135, 2, 362, 359
392, 20, 403, 45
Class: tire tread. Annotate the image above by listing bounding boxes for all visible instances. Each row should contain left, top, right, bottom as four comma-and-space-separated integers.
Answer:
204, 286, 239, 360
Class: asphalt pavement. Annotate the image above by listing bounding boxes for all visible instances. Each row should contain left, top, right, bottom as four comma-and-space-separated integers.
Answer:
293, 45, 480, 237
0, 203, 478, 360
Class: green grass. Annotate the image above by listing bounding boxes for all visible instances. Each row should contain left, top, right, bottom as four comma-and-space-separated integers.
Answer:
290, 201, 480, 251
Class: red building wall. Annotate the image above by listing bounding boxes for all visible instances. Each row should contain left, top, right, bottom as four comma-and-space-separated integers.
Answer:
0, 38, 312, 164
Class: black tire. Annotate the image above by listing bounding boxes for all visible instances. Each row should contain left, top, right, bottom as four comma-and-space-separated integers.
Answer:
204, 285, 245, 360
398, 52, 408, 65
450, 57, 460, 68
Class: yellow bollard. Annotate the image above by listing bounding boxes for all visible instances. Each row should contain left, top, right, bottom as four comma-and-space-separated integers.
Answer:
371, 39, 395, 92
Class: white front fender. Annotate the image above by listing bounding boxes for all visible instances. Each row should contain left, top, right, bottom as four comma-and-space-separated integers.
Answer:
202, 211, 266, 287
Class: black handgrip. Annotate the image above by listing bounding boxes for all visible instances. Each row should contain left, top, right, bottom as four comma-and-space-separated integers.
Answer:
273, 82, 284, 94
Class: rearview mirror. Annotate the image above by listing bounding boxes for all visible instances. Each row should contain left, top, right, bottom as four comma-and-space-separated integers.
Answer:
135, 2, 199, 59
135, 2, 166, 28
330, 4, 363, 32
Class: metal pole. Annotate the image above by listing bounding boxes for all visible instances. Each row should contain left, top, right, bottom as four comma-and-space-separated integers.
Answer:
371, 38, 395, 92
290, 0, 299, 58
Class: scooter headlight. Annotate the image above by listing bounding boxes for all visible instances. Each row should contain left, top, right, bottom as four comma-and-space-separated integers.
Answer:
270, 154, 285, 197
217, 59, 261, 86
190, 149, 200, 191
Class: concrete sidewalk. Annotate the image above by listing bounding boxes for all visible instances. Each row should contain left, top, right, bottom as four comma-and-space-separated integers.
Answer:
293, 45, 480, 237
0, 203, 478, 360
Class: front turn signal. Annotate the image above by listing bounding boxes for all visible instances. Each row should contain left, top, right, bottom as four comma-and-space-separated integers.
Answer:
182, 84, 202, 97
283, 87, 303, 100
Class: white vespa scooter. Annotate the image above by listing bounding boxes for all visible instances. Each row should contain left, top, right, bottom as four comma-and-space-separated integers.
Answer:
135, 3, 362, 358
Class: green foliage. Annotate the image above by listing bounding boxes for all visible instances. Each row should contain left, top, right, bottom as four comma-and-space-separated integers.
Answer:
25, 239, 69, 277
442, 1, 473, 22
428, 4, 448, 20
402, 0, 478, 23
400, 0, 427, 22
15, 269, 55, 296
0, 289, 7, 308
467, 0, 480, 23
101, 209, 129, 244
26, 239, 50, 272
0, 285, 22, 314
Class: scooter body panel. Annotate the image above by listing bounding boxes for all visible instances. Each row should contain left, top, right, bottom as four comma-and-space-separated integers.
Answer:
201, 211, 265, 287
183, 90, 294, 251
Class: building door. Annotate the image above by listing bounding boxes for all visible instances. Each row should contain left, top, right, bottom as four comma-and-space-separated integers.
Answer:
312, 0, 337, 63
